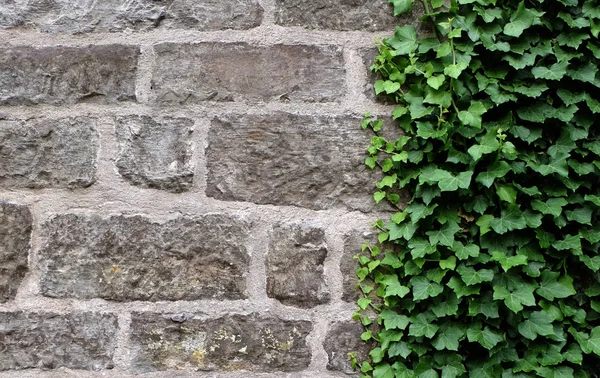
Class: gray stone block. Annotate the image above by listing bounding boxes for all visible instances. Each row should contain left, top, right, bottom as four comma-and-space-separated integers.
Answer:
0, 117, 98, 188
206, 112, 375, 211
0, 45, 138, 105
130, 312, 312, 373
274, 0, 402, 31
0, 312, 117, 371
150, 43, 345, 104
267, 222, 330, 308
0, 202, 31, 303
323, 321, 370, 375
39, 213, 251, 301
0, 0, 263, 33
115, 115, 194, 193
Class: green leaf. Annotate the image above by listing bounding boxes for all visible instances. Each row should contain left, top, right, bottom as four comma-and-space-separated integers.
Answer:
503, 1, 543, 37
518, 311, 555, 340
535, 366, 574, 378
447, 276, 480, 298
467, 325, 504, 350
427, 221, 460, 247
427, 74, 446, 90
454, 243, 480, 260
379, 309, 410, 330
432, 326, 464, 351
408, 313, 439, 338
554, 234, 582, 251
490, 204, 528, 234
373, 363, 395, 378
565, 207, 593, 225
476, 161, 511, 187
536, 271, 576, 300
458, 101, 487, 128
575, 326, 600, 355
531, 198, 568, 217
490, 251, 528, 272
557, 31, 590, 48
406, 202, 438, 223
411, 276, 444, 300
388, 25, 418, 55
457, 264, 494, 286
388, 0, 414, 16
444, 62, 469, 79
496, 185, 517, 204
531, 60, 569, 81
493, 283, 536, 313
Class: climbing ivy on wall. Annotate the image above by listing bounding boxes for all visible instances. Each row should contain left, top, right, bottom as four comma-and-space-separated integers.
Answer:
356, 0, 600, 376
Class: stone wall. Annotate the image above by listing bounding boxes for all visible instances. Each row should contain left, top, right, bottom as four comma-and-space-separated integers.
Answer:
0, 1, 415, 376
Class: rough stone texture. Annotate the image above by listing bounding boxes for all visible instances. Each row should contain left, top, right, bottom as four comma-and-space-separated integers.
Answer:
0, 117, 98, 188
0, 202, 31, 303
206, 113, 375, 211
151, 43, 345, 104
361, 48, 391, 104
341, 232, 375, 303
0, 0, 263, 33
130, 312, 312, 373
323, 322, 370, 376
115, 115, 194, 193
0, 45, 138, 105
0, 312, 118, 371
266, 222, 330, 308
39, 214, 251, 301
274, 0, 404, 31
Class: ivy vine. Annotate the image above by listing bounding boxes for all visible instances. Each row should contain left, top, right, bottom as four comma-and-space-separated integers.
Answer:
356, 0, 600, 377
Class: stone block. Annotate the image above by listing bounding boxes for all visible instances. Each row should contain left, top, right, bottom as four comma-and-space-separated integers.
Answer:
323, 321, 370, 375
274, 0, 402, 31
0, 45, 138, 105
206, 112, 375, 211
130, 312, 312, 373
0, 202, 31, 303
39, 213, 251, 301
0, 0, 263, 33
151, 43, 345, 104
0, 117, 98, 188
0, 312, 117, 371
115, 115, 194, 193
266, 222, 330, 308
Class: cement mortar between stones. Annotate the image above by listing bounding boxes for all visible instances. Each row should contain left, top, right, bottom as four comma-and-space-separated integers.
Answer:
0, 0, 417, 375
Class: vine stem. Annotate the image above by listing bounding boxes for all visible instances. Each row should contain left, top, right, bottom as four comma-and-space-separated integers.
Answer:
421, 0, 442, 41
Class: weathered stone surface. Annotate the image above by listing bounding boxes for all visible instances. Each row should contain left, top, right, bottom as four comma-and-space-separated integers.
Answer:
323, 322, 370, 375
341, 232, 375, 302
206, 113, 375, 211
0, 0, 263, 33
0, 312, 117, 371
267, 222, 330, 308
361, 48, 392, 104
151, 43, 345, 104
130, 312, 312, 373
115, 115, 194, 193
0, 117, 98, 188
39, 214, 251, 301
0, 45, 138, 105
0, 203, 31, 303
274, 0, 404, 31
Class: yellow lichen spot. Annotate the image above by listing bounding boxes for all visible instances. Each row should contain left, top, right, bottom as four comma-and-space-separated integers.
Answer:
192, 350, 205, 367
111, 265, 121, 273
279, 342, 292, 351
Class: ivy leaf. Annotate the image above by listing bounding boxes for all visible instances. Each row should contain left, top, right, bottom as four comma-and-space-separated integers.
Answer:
379, 309, 410, 330
496, 185, 517, 204
427, 74, 446, 90
531, 198, 568, 217
466, 325, 504, 350
565, 206, 593, 224
493, 284, 536, 313
373, 363, 396, 378
454, 242, 480, 260
408, 313, 439, 338
444, 62, 469, 79
387, 0, 414, 16
458, 101, 487, 128
535, 366, 574, 378
557, 31, 590, 49
427, 221, 460, 247
518, 311, 555, 340
554, 234, 582, 252
388, 25, 418, 55
432, 326, 464, 351
536, 271, 576, 300
574, 326, 600, 355
410, 276, 444, 300
476, 160, 511, 187
457, 264, 494, 286
490, 204, 528, 234
503, 1, 543, 37
490, 251, 528, 272
447, 276, 480, 298
406, 202, 438, 223
531, 60, 569, 81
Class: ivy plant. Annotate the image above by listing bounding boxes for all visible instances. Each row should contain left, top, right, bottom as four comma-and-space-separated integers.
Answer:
356, 0, 600, 377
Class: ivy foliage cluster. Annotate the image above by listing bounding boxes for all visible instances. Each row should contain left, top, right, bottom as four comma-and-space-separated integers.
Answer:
357, 0, 600, 376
